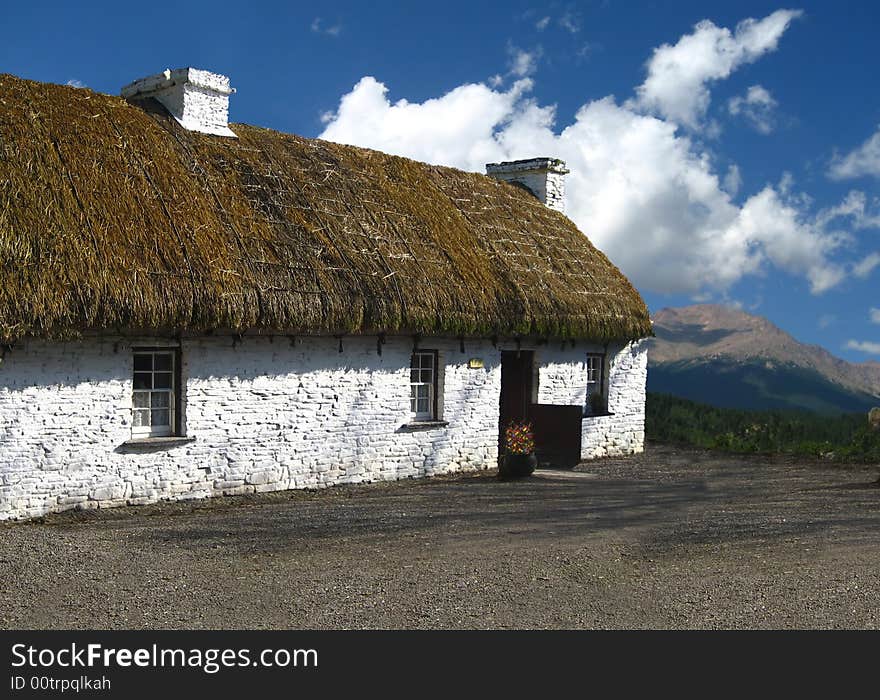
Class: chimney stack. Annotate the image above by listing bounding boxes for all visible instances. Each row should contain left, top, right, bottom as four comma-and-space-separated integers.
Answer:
121, 68, 236, 137
486, 158, 569, 213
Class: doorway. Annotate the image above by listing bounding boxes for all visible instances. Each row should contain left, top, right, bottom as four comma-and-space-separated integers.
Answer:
499, 350, 534, 452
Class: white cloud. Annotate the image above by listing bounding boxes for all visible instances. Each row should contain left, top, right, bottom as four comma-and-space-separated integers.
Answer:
870, 308, 880, 324
536, 16, 551, 31
630, 10, 801, 129
817, 190, 880, 230
559, 11, 582, 34
66, 79, 85, 88
311, 17, 342, 37
320, 77, 852, 296
508, 46, 542, 78
575, 42, 597, 63
846, 340, 880, 355
723, 164, 742, 197
830, 126, 880, 180
319, 76, 539, 169
319, 12, 858, 298
728, 84, 778, 134
853, 252, 880, 279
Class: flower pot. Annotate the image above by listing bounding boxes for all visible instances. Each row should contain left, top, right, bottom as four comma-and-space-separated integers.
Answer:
499, 452, 537, 478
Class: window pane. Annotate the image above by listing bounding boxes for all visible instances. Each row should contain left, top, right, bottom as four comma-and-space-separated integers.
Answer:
154, 372, 173, 389
410, 369, 419, 383
133, 409, 150, 427
133, 354, 152, 371
417, 399, 429, 413
133, 373, 152, 390
151, 409, 170, 427
151, 392, 170, 409
423, 354, 434, 369
411, 397, 417, 413
133, 392, 150, 409
417, 385, 429, 399
154, 354, 172, 371
418, 369, 430, 383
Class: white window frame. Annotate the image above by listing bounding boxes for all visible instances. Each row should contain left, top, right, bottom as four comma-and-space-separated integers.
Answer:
410, 350, 438, 421
132, 349, 178, 437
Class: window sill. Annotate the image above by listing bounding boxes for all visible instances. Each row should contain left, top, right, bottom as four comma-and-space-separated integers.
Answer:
119, 436, 195, 450
583, 412, 615, 419
398, 420, 449, 432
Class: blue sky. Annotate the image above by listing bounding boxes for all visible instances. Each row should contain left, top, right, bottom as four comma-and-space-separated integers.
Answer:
3, 1, 879, 361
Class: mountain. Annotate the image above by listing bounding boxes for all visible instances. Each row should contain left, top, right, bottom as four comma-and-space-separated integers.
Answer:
645, 305, 880, 414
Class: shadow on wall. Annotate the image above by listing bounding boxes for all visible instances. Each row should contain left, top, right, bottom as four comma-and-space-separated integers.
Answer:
0, 340, 130, 391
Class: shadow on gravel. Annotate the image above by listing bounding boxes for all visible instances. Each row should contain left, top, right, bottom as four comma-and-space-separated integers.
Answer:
821, 481, 880, 491
135, 475, 713, 554
17, 443, 880, 557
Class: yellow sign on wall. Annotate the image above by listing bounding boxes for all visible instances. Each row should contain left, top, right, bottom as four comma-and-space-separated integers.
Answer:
467, 358, 484, 369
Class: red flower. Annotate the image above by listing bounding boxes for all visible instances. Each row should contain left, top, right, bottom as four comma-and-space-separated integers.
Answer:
504, 420, 535, 455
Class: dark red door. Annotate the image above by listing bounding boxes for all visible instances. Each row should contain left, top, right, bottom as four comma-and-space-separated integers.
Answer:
499, 350, 534, 452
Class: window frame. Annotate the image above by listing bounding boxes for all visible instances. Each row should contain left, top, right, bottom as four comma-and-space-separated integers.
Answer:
131, 347, 182, 438
409, 350, 439, 421
585, 353, 606, 414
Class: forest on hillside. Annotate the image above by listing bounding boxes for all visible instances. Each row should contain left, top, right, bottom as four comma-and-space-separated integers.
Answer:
646, 392, 880, 462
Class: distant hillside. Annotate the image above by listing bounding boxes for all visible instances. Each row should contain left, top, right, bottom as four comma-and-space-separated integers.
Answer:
645, 392, 880, 462
645, 305, 880, 414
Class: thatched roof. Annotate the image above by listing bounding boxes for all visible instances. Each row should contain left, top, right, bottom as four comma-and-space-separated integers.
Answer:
0, 74, 651, 343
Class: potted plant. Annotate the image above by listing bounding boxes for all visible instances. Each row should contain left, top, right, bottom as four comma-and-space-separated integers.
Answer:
499, 420, 537, 478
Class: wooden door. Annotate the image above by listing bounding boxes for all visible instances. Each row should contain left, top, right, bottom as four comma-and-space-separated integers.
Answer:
499, 350, 534, 450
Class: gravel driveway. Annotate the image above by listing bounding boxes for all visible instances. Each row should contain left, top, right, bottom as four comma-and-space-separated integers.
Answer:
2, 443, 879, 629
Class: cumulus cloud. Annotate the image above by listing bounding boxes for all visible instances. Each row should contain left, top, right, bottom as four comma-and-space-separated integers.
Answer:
870, 308, 880, 324
829, 126, 880, 180
728, 85, 778, 134
630, 9, 801, 129
846, 339, 880, 355
535, 16, 551, 31
319, 77, 540, 169
319, 11, 856, 297
65, 79, 86, 88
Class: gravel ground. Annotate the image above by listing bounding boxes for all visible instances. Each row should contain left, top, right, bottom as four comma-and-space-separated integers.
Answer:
2, 443, 879, 629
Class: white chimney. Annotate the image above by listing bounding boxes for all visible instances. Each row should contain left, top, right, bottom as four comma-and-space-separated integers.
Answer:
121, 68, 236, 137
486, 158, 569, 213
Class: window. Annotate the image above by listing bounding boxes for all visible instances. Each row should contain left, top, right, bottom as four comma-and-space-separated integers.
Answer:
585, 353, 605, 414
410, 351, 438, 420
132, 349, 179, 437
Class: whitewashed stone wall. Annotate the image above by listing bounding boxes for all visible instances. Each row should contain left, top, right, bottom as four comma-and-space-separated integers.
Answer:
580, 341, 647, 460
0, 335, 646, 520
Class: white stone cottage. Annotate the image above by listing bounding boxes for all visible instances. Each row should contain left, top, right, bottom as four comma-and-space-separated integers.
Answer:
0, 69, 652, 521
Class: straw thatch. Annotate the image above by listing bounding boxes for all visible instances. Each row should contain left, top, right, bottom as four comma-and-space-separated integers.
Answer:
0, 74, 652, 343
